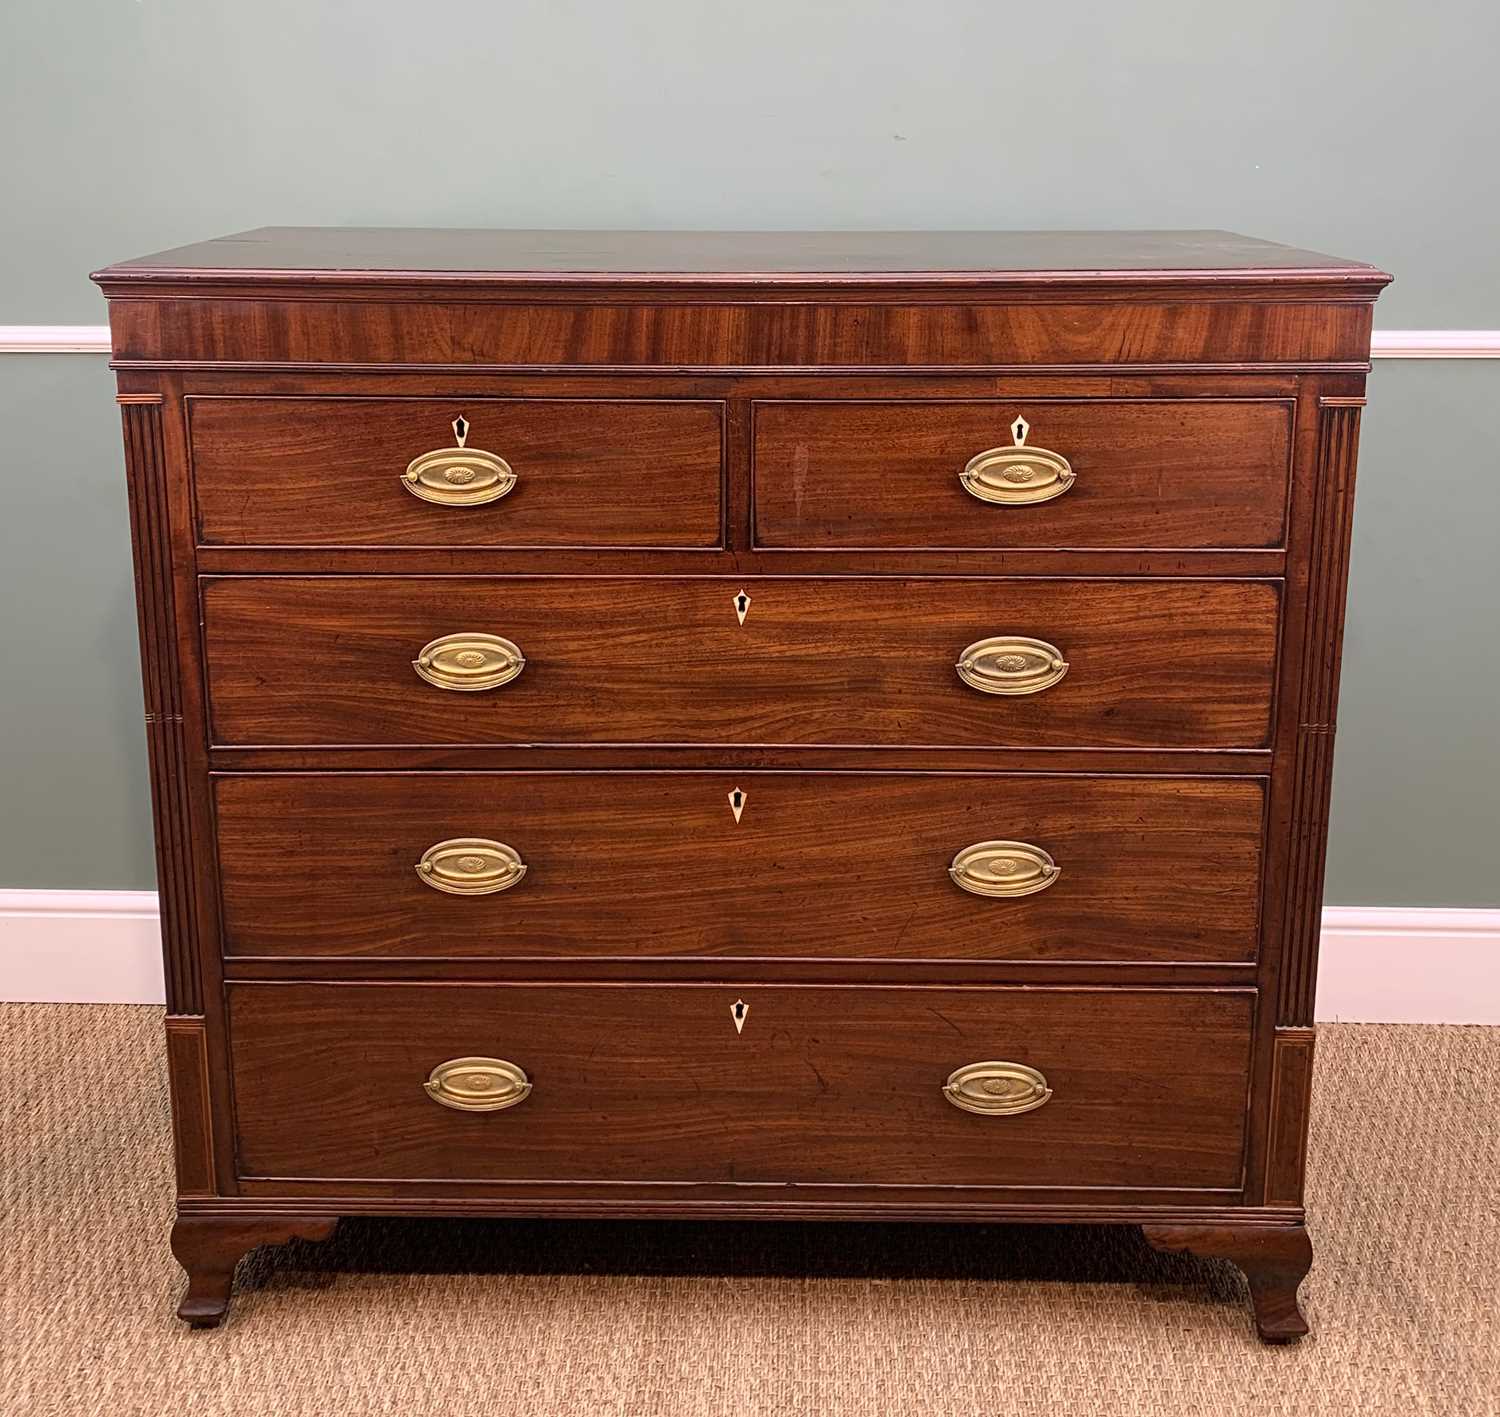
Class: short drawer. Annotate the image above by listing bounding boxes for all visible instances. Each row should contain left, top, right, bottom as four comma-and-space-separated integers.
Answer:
201, 576, 1280, 749
214, 772, 1267, 963
228, 983, 1253, 1190
752, 399, 1291, 549
188, 397, 725, 547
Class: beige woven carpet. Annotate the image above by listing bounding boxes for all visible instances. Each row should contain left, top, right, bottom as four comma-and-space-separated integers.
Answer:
2, 1007, 1496, 1416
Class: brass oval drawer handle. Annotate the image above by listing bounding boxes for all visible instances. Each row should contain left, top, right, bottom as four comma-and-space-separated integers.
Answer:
402, 416, 516, 507
943, 1061, 1052, 1116
955, 636, 1068, 696
412, 632, 526, 691
960, 416, 1075, 506
415, 837, 527, 895
950, 840, 1059, 898
423, 1056, 532, 1112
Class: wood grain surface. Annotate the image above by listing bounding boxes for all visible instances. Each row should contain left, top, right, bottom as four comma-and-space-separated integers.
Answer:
95, 227, 1387, 279
105, 296, 1373, 368
190, 396, 725, 548
227, 983, 1254, 1189
213, 772, 1267, 963
752, 399, 1291, 550
201, 576, 1281, 749
92, 228, 1387, 1339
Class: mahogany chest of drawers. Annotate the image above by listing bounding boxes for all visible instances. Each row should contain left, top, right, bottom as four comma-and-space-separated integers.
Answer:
92, 229, 1390, 1339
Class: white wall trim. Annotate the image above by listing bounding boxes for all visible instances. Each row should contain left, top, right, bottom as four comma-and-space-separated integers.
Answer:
1, 325, 1499, 359
1317, 907, 1499, 1023
0, 890, 166, 1004
1368, 330, 1500, 358
1, 890, 1496, 1019
1, 324, 113, 353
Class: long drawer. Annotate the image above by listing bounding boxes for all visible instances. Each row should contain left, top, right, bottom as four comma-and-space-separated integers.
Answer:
752, 398, 1292, 549
188, 396, 726, 548
201, 577, 1280, 748
228, 983, 1254, 1189
214, 772, 1266, 963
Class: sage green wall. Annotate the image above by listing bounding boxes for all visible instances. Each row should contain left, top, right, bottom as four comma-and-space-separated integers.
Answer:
0, 359, 156, 889
3, 0, 1500, 323
1325, 362, 1498, 905
1, 0, 1497, 902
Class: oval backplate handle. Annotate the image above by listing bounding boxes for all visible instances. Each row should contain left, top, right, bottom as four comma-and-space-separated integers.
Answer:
960, 415, 1075, 506
955, 636, 1068, 696
943, 1061, 1052, 1116
423, 1056, 532, 1112
403, 417, 516, 507
415, 837, 527, 896
949, 840, 1060, 898
412, 632, 526, 692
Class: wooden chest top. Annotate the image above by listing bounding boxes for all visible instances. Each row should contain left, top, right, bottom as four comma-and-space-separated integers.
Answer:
93, 227, 1390, 369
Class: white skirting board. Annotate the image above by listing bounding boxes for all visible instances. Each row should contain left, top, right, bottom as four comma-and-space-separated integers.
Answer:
0, 891, 1495, 1021
1, 891, 166, 1005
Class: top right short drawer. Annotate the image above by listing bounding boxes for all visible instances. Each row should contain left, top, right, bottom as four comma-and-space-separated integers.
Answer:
751, 399, 1292, 550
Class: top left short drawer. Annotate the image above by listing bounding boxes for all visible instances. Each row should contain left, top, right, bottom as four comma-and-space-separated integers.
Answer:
187, 397, 726, 548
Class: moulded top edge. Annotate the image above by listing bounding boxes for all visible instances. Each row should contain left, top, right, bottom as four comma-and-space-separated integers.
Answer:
89, 227, 1394, 293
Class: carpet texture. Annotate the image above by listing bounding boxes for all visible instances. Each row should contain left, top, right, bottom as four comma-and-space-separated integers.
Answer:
2, 1006, 1496, 1416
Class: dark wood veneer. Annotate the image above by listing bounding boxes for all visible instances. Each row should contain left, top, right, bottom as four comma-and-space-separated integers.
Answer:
189, 396, 726, 549
1143, 1223, 1314, 1343
227, 983, 1254, 1190
164, 1017, 215, 1196
93, 227, 1387, 280
106, 297, 1373, 369
119, 398, 203, 1015
170, 1215, 337, 1328
213, 771, 1266, 964
752, 398, 1292, 550
1277, 400, 1365, 1025
94, 228, 1388, 1336
1264, 1028, 1318, 1205
200, 576, 1281, 750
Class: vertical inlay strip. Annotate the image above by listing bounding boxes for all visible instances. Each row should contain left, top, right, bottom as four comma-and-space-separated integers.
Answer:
1279, 398, 1364, 1025
164, 1016, 216, 1194
1264, 1026, 1317, 1204
119, 396, 202, 1015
